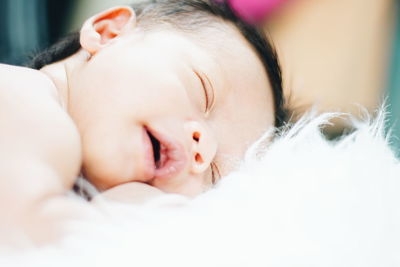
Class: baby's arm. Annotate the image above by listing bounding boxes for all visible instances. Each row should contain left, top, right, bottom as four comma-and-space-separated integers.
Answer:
0, 64, 87, 246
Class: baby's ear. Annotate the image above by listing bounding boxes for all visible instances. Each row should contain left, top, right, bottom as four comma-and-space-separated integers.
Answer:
80, 6, 136, 55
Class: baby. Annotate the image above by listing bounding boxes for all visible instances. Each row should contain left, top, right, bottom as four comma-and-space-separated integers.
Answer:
0, 0, 285, 245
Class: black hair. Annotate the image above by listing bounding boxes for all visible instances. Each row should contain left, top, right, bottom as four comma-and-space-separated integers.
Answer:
27, 0, 286, 127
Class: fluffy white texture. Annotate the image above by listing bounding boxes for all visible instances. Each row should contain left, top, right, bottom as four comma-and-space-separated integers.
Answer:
1, 111, 400, 267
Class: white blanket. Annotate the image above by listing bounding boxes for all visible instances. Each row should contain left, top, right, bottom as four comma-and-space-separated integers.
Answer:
2, 111, 399, 266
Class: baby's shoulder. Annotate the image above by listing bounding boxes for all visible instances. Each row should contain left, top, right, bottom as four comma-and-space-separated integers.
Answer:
0, 63, 81, 188
0, 63, 58, 100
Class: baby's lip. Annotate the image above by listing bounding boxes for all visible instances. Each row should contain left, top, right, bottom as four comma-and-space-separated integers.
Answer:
141, 127, 157, 180
144, 126, 187, 181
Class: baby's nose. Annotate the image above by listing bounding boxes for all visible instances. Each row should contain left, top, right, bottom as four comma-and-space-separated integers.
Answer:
184, 121, 218, 174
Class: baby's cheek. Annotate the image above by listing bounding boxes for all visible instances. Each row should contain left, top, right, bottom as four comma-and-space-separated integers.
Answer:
80, 125, 143, 190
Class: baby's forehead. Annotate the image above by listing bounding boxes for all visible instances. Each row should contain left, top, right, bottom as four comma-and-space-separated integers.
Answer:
139, 18, 249, 50
138, 25, 270, 98
142, 23, 260, 70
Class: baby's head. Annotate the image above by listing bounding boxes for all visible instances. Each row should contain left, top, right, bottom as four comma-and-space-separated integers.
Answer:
34, 0, 285, 196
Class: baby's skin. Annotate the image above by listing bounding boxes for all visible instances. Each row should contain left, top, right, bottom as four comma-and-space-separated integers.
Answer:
0, 63, 84, 245
0, 5, 274, 246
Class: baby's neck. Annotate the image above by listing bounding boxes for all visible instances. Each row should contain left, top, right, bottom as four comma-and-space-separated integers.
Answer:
39, 49, 88, 111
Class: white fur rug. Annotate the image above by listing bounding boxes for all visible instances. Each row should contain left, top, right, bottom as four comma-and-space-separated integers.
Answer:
1, 111, 400, 266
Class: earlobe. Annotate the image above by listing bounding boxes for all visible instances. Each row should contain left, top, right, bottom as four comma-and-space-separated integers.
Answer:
80, 6, 136, 55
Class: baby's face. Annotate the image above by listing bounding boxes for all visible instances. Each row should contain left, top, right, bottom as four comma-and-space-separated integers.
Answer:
68, 25, 274, 196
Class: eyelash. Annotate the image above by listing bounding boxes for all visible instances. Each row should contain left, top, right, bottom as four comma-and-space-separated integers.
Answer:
204, 81, 214, 114
203, 86, 210, 112
194, 71, 214, 114
210, 162, 221, 185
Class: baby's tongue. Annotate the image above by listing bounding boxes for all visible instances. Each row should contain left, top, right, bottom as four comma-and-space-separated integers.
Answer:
156, 144, 168, 169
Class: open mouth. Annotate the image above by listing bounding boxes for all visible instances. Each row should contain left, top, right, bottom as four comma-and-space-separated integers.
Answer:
144, 126, 187, 180
147, 130, 162, 168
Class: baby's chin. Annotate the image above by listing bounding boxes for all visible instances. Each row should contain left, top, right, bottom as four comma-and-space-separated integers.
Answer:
91, 182, 166, 205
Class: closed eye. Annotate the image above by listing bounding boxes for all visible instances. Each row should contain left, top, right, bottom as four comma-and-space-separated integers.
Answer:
194, 70, 215, 114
